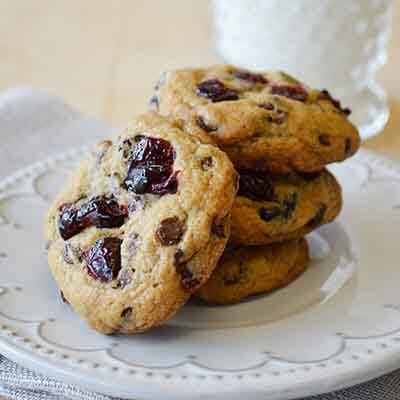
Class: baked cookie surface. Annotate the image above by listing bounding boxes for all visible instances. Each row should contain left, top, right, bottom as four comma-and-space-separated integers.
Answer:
44, 112, 237, 334
195, 238, 309, 305
151, 65, 360, 173
231, 169, 342, 245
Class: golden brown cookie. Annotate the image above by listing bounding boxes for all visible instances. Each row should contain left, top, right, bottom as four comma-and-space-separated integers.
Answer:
231, 169, 342, 245
151, 65, 360, 173
195, 238, 309, 305
44, 112, 237, 334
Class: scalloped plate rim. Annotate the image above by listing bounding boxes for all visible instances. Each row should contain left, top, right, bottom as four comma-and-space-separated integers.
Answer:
1, 147, 400, 399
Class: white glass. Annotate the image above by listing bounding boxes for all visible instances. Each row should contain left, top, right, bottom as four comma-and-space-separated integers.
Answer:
212, 0, 394, 139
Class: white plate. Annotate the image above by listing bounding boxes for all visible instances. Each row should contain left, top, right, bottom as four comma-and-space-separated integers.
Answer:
0, 147, 400, 400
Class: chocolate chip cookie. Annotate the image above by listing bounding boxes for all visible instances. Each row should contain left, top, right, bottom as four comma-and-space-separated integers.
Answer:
151, 65, 360, 173
44, 112, 237, 334
195, 238, 309, 305
231, 169, 342, 245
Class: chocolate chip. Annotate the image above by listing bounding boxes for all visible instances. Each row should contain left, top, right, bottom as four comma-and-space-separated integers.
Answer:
271, 85, 308, 102
196, 79, 239, 103
345, 137, 352, 157
282, 193, 298, 218
156, 217, 185, 246
233, 70, 268, 84
200, 156, 213, 171
121, 307, 132, 319
318, 134, 331, 146
238, 170, 275, 202
196, 116, 218, 133
343, 107, 351, 116
174, 249, 200, 292
259, 206, 281, 222
307, 204, 327, 228
320, 90, 351, 116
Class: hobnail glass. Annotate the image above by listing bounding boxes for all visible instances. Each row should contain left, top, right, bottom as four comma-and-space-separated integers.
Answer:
211, 0, 394, 139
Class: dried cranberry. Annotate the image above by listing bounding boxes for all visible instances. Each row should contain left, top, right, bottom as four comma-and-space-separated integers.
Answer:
320, 89, 351, 116
233, 70, 268, 84
124, 136, 178, 196
271, 85, 308, 102
84, 237, 122, 282
196, 79, 239, 103
58, 196, 127, 240
156, 217, 185, 246
174, 249, 200, 292
238, 171, 274, 202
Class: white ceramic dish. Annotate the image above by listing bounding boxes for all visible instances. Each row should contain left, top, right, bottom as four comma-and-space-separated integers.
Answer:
0, 147, 400, 399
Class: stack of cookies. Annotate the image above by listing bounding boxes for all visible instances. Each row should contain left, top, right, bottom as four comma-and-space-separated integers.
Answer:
45, 65, 360, 334
151, 65, 359, 305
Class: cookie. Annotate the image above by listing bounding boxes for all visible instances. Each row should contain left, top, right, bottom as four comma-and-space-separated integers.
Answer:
151, 65, 360, 173
195, 238, 309, 305
44, 112, 237, 334
231, 169, 342, 245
